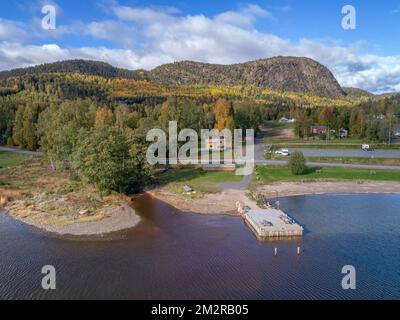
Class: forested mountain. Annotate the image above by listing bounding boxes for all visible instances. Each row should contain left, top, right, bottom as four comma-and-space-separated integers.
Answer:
343, 87, 374, 98
148, 57, 346, 98
0, 60, 144, 80
2, 57, 347, 98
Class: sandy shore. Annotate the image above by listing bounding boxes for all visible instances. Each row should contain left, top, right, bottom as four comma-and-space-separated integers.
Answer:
1, 201, 141, 236
152, 180, 400, 215
150, 189, 256, 216
258, 180, 400, 198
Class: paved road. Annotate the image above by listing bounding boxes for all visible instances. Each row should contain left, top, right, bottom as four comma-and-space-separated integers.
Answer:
0, 146, 45, 156
2, 144, 400, 171
253, 137, 400, 170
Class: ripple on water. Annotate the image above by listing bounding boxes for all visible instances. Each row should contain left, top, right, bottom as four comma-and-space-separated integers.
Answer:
1, 194, 400, 299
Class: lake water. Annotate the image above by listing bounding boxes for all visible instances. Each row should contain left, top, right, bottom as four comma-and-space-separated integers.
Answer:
0, 194, 399, 300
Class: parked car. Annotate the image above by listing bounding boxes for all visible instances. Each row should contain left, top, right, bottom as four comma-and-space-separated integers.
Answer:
362, 144, 374, 151
275, 149, 291, 156
395, 131, 400, 138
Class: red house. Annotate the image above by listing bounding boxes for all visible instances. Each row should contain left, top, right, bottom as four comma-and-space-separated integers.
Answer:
310, 126, 327, 135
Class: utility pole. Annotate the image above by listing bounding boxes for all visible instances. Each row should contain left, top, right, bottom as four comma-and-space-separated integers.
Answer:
388, 109, 394, 145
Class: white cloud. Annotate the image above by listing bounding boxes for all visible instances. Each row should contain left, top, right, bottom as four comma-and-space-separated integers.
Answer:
215, 4, 272, 28
0, 19, 27, 40
1, 3, 400, 93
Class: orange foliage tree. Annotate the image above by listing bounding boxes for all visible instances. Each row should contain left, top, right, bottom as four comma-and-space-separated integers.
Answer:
213, 99, 234, 131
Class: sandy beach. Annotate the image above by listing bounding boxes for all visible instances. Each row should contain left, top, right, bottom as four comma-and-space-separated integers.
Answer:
258, 180, 400, 198
151, 189, 257, 215
151, 180, 400, 215
1, 201, 141, 236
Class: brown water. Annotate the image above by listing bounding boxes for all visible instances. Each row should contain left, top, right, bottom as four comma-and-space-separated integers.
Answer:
0, 193, 399, 300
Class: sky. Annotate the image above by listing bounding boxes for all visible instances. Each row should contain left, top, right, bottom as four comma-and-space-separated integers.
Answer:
1, 0, 400, 93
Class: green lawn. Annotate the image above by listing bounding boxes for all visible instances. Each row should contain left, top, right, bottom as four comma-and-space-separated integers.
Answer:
305, 156, 400, 166
158, 167, 242, 196
254, 165, 400, 184
0, 152, 31, 170
272, 122, 295, 130
268, 154, 400, 166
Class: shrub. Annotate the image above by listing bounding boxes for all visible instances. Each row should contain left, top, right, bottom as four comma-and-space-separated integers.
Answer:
289, 150, 307, 175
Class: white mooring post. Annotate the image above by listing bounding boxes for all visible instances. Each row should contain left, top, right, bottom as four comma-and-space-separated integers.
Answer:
274, 248, 278, 256
297, 247, 301, 255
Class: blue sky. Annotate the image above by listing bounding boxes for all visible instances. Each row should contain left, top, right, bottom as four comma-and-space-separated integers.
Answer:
1, 0, 400, 93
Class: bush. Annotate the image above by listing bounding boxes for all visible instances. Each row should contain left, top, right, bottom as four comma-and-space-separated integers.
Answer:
319, 133, 327, 141
289, 150, 307, 175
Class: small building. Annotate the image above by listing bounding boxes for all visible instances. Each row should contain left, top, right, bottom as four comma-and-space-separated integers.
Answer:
310, 125, 327, 135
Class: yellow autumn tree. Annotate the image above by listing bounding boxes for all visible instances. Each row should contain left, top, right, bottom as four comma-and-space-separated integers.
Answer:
213, 99, 234, 131
94, 107, 114, 127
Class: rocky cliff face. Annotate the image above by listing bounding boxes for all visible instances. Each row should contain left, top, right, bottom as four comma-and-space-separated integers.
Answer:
148, 57, 346, 98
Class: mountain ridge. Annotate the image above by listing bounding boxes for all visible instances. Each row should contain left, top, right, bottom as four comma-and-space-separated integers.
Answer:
0, 60, 143, 80
0, 57, 348, 98
148, 57, 346, 98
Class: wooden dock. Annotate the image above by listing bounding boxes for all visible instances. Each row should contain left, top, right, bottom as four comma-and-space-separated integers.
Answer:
244, 209, 303, 240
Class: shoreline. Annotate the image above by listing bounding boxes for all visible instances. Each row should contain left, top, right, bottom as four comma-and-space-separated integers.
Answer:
1, 201, 141, 237
2, 180, 400, 234
258, 180, 400, 198
151, 180, 400, 215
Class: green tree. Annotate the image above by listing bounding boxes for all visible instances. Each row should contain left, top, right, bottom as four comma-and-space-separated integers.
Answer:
37, 99, 95, 170
72, 127, 130, 192
72, 126, 150, 193
288, 151, 307, 175
294, 109, 311, 139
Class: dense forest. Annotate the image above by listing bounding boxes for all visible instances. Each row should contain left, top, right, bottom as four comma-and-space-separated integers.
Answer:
0, 60, 144, 80
0, 61, 399, 192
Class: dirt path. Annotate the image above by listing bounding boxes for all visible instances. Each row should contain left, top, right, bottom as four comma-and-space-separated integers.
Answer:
0, 146, 45, 156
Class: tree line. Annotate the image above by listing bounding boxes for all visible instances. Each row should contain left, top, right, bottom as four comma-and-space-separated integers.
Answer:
293, 96, 400, 142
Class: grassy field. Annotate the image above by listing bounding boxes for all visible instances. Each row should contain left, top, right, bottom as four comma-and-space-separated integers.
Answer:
158, 166, 242, 197
271, 122, 295, 130
0, 152, 32, 170
268, 154, 400, 166
304, 156, 400, 166
0, 152, 121, 225
254, 165, 400, 184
